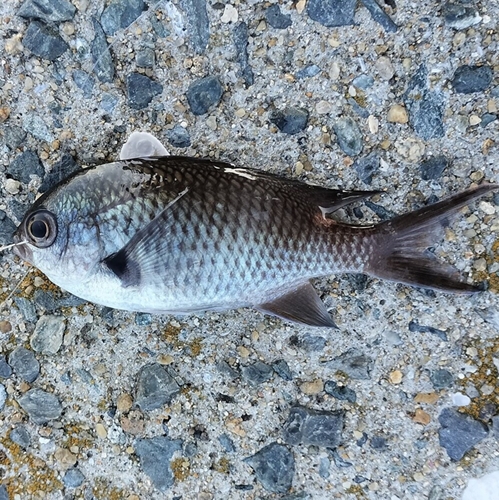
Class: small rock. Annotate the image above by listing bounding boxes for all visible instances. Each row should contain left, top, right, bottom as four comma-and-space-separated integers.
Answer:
430, 369, 453, 390
63, 468, 85, 488
241, 361, 273, 385
30, 315, 66, 355
290, 334, 326, 352
18, 0, 76, 23
387, 104, 408, 124
92, 18, 115, 83
186, 76, 223, 116
332, 116, 363, 156
135, 436, 183, 491
244, 442, 295, 493
72, 70, 94, 99
135, 363, 180, 411
2, 126, 27, 149
265, 5, 292, 29
23, 20, 68, 61
22, 113, 54, 142
270, 107, 309, 135
0, 384, 6, 411
0, 356, 12, 379
438, 407, 488, 460
166, 125, 191, 148
272, 359, 293, 381
452, 65, 493, 94
179, 0, 210, 54
221, 4, 238, 23
18, 388, 63, 424
283, 406, 344, 448
375, 56, 395, 80
13, 297, 37, 323
300, 378, 324, 395
359, 0, 397, 32
55, 447, 77, 469
420, 156, 449, 181
0, 486, 7, 500
4, 178, 21, 195
306, 0, 356, 27
8, 347, 40, 383
408, 320, 448, 341
443, 2, 481, 30
492, 416, 499, 440
100, 0, 145, 35
389, 370, 403, 384
39, 153, 80, 193
8, 150, 44, 184
120, 409, 145, 435
324, 380, 356, 403
219, 433, 235, 452
117, 392, 133, 412
216, 361, 239, 379
0, 211, 17, 245
233, 22, 254, 87
10, 425, 31, 449
370, 435, 388, 450
135, 312, 152, 326
136, 48, 155, 68
295, 65, 321, 80
325, 348, 373, 379
127, 73, 163, 110
353, 152, 379, 184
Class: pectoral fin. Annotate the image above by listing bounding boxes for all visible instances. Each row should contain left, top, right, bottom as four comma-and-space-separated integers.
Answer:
256, 283, 337, 328
120, 131, 169, 160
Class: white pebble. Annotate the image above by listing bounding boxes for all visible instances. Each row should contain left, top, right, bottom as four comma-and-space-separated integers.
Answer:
451, 392, 471, 406
4, 178, 21, 194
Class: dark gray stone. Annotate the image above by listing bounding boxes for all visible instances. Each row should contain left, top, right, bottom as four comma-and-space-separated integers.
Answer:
136, 48, 155, 68
270, 107, 309, 135
306, 0, 356, 27
135, 436, 183, 491
438, 407, 488, 460
430, 369, 453, 390
186, 76, 223, 115
216, 360, 239, 379
420, 156, 449, 181
272, 359, 293, 381
33, 289, 58, 312
0, 356, 12, 379
370, 435, 388, 450
8, 150, 44, 184
13, 297, 37, 323
150, 15, 169, 38
481, 113, 497, 128
290, 334, 326, 352
409, 320, 448, 341
324, 380, 357, 403
359, 0, 398, 32
241, 361, 273, 385
492, 415, 499, 440
352, 74, 374, 90
266, 5, 292, 29
100, 0, 146, 35
10, 425, 31, 449
63, 468, 85, 488
0, 211, 16, 245
443, 2, 481, 30
18, 388, 63, 424
100, 93, 119, 113
23, 20, 68, 61
354, 152, 380, 184
325, 348, 373, 380
91, 18, 115, 83
179, 0, 209, 55
72, 70, 94, 98
244, 442, 294, 493
0, 384, 6, 411
2, 125, 27, 150
166, 125, 191, 148
135, 363, 180, 411
18, 0, 76, 23
22, 113, 54, 142
30, 315, 65, 354
39, 153, 80, 193
452, 65, 493, 94
135, 312, 152, 326
127, 73, 163, 110
333, 116, 363, 156
295, 65, 321, 80
233, 22, 254, 87
283, 406, 344, 448
218, 433, 235, 452
8, 347, 40, 383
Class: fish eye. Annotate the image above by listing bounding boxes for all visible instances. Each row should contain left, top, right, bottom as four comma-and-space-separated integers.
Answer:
25, 209, 58, 248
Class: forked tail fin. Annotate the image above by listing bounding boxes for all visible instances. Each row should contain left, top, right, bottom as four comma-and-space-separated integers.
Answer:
365, 184, 499, 293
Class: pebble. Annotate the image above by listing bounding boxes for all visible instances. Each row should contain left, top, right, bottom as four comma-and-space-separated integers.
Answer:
23, 112, 55, 143
353, 151, 379, 184
8, 150, 43, 186
18, 388, 63, 424
63, 468, 85, 488
55, 447, 77, 469
100, 0, 145, 35
91, 18, 115, 83
2, 125, 27, 149
325, 348, 373, 380
179, 0, 209, 54
492, 416, 499, 440
269, 107, 309, 135
186, 76, 223, 116
166, 125, 191, 148
324, 380, 357, 403
126, 73, 163, 110
13, 297, 37, 323
452, 65, 493, 94
10, 425, 31, 449
120, 409, 145, 435
0, 211, 16, 245
283, 406, 344, 448
39, 153, 80, 193
370, 435, 388, 450
136, 48, 155, 68
443, 2, 481, 30
221, 4, 238, 23
134, 312, 152, 326
0, 384, 6, 411
451, 392, 471, 406
233, 22, 254, 87
272, 359, 293, 381
117, 392, 133, 412
295, 65, 321, 80
306, 0, 356, 27
409, 321, 448, 342
430, 369, 453, 390
72, 70, 94, 98
265, 5, 292, 29
387, 104, 408, 124
18, 0, 76, 23
23, 20, 68, 61
0, 487, 7, 500
0, 356, 12, 379
8, 347, 40, 383
241, 361, 273, 385
218, 433, 235, 452
135, 363, 180, 411
420, 155, 449, 181
375, 56, 395, 80
290, 334, 326, 352
134, 436, 183, 491
316, 100, 332, 114
300, 378, 324, 395
30, 315, 66, 354
438, 407, 488, 460
244, 442, 295, 493
359, 0, 398, 32
4, 178, 21, 195
217, 361, 239, 379
332, 116, 363, 156
389, 370, 403, 384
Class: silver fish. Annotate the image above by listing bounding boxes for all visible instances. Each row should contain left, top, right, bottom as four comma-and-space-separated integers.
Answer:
12, 152, 497, 327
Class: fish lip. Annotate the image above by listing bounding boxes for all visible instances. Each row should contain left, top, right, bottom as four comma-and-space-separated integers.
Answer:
11, 230, 32, 262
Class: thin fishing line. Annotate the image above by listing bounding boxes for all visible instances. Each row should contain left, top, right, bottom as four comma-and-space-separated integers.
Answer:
0, 265, 32, 312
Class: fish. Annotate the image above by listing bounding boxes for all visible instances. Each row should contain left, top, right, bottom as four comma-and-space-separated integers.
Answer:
11, 133, 498, 327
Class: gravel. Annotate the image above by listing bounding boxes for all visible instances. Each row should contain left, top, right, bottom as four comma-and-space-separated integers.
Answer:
63, 468, 86, 488
186, 76, 223, 116
332, 116, 363, 156
420, 155, 449, 181
265, 5, 292, 29
100, 0, 145, 36
8, 347, 40, 383
17, 0, 76, 23
306, 0, 356, 27
324, 348, 373, 380
30, 315, 66, 354
17, 388, 63, 424
241, 360, 273, 385
135, 363, 180, 411
91, 18, 115, 83
452, 65, 494, 94
126, 73, 163, 110
9, 425, 31, 449
22, 20, 68, 61
7, 150, 44, 183
269, 107, 309, 135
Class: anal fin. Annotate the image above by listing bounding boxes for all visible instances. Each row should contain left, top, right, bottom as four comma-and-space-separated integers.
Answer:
256, 282, 337, 328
